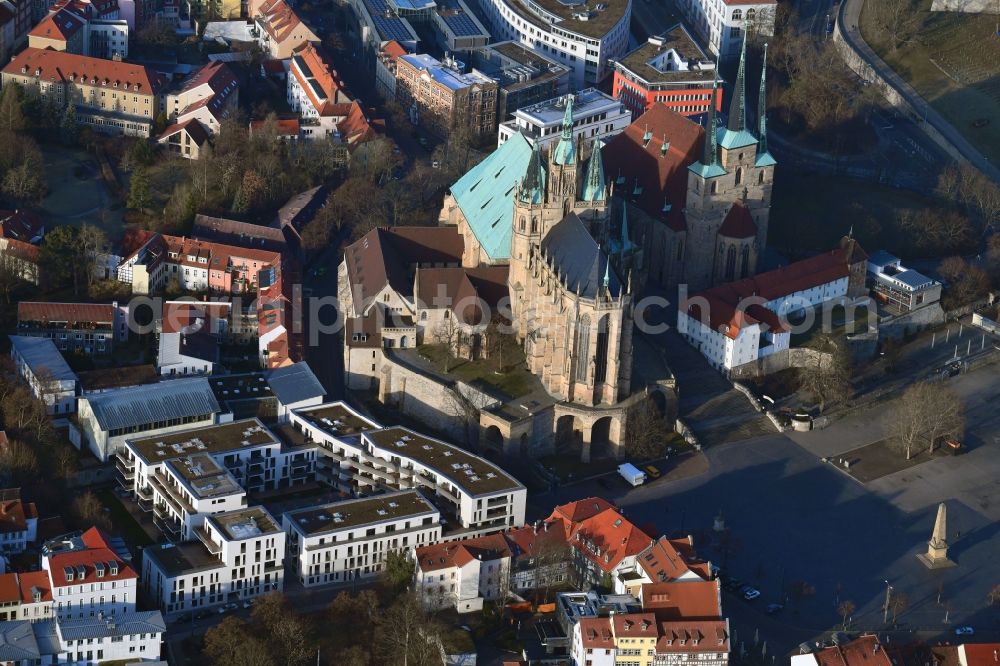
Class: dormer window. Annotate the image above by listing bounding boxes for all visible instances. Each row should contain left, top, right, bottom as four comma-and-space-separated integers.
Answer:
34, 68, 41, 76
113, 81, 118, 88
95, 562, 106, 578
32, 588, 41, 603
63, 566, 74, 582
20, 66, 26, 73
76, 565, 86, 580
109, 562, 119, 575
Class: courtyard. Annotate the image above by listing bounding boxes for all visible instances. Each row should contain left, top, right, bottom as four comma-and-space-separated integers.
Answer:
40, 145, 124, 240
529, 363, 1000, 657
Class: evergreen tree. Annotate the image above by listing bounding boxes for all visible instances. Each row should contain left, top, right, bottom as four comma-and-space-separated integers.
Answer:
60, 104, 78, 146
127, 166, 151, 211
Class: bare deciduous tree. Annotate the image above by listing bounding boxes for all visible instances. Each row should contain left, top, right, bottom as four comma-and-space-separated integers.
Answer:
887, 381, 964, 460
797, 335, 852, 413
867, 0, 921, 51
838, 600, 856, 629
622, 396, 671, 460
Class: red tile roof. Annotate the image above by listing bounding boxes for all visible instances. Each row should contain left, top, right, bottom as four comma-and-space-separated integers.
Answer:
656, 619, 730, 652
959, 644, 1000, 666
812, 635, 892, 666
637, 536, 702, 582
18, 301, 115, 327
382, 40, 408, 59
0, 573, 19, 603
578, 617, 615, 649
0, 488, 35, 535
250, 118, 301, 136
47, 527, 137, 588
337, 100, 384, 149
1, 237, 41, 263
718, 201, 757, 239
3, 47, 167, 95
685, 240, 867, 340
612, 612, 658, 637
159, 118, 211, 146
17, 570, 53, 603
415, 533, 512, 572
290, 42, 349, 116
29, 7, 85, 40
639, 580, 722, 620
161, 301, 232, 334
544, 497, 653, 574
258, 0, 314, 45
602, 103, 704, 231
415, 265, 509, 326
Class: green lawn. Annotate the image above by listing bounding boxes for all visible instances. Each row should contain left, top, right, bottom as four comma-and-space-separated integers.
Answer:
416, 345, 537, 400
95, 487, 154, 548
770, 171, 962, 258
859, 0, 1000, 163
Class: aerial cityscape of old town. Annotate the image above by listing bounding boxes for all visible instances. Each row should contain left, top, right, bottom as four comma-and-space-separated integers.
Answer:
0, 0, 997, 659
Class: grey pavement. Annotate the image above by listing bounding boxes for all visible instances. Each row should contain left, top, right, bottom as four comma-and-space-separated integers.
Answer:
837, 0, 1000, 183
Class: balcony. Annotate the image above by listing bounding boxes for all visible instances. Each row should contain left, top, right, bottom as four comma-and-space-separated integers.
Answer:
436, 484, 460, 504
196, 527, 222, 555
149, 472, 195, 515
153, 513, 182, 539
247, 459, 266, 472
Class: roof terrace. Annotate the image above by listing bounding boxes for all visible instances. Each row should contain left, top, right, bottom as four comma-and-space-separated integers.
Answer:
294, 402, 381, 439
207, 506, 281, 541
364, 427, 523, 495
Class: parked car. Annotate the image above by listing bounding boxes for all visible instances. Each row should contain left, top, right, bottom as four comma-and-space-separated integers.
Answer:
955, 626, 975, 636
243, 600, 253, 609
766, 603, 784, 614
944, 438, 964, 455
742, 587, 761, 601
644, 465, 661, 479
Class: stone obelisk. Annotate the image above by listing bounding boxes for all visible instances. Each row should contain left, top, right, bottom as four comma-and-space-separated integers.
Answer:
918, 502, 954, 569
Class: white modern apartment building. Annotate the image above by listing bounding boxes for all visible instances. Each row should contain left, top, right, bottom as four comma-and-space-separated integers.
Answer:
74, 377, 222, 462
677, 0, 775, 61
497, 89, 630, 149
117, 419, 317, 540
289, 402, 527, 534
0, 611, 165, 665
141, 506, 285, 618
40, 529, 138, 621
283, 490, 441, 587
472, 0, 631, 88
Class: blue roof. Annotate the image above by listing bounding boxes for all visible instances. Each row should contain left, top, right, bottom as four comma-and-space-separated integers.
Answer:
86, 377, 220, 431
717, 126, 758, 150
9, 336, 77, 384
450, 133, 534, 262
266, 362, 325, 405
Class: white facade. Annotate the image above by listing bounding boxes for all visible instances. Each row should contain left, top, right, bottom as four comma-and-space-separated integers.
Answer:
289, 403, 527, 534
141, 507, 285, 617
414, 534, 512, 613
678, 0, 775, 60
0, 612, 165, 665
497, 89, 630, 149
86, 20, 129, 59
40, 532, 137, 621
678, 311, 789, 371
283, 490, 441, 587
9, 336, 78, 416
117, 419, 317, 540
473, 0, 631, 88
570, 619, 617, 666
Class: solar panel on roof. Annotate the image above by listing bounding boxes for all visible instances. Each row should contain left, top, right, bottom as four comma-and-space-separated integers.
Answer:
442, 12, 484, 36
308, 78, 328, 100
292, 55, 313, 78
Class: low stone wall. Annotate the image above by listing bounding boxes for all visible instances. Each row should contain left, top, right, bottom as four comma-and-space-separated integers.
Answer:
972, 312, 1000, 335
729, 348, 834, 379
378, 353, 499, 445
674, 418, 700, 448
879, 303, 945, 339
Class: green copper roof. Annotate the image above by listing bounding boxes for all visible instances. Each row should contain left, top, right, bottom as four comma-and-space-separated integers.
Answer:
582, 143, 606, 202
717, 126, 759, 150
552, 95, 576, 166
520, 142, 546, 204
755, 151, 777, 167
688, 161, 728, 178
450, 133, 533, 262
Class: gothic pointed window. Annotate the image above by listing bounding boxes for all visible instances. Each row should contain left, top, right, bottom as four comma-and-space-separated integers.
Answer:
759, 170, 765, 185
740, 245, 750, 279
520, 217, 526, 232
594, 315, 610, 384
735, 167, 743, 186
725, 246, 736, 282
574, 315, 591, 382
531, 217, 538, 234
711, 181, 719, 195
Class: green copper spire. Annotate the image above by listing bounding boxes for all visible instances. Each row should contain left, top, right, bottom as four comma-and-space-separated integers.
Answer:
582, 141, 606, 202
552, 94, 576, 165
727, 33, 747, 132
703, 77, 719, 165
758, 42, 768, 155
520, 142, 545, 204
